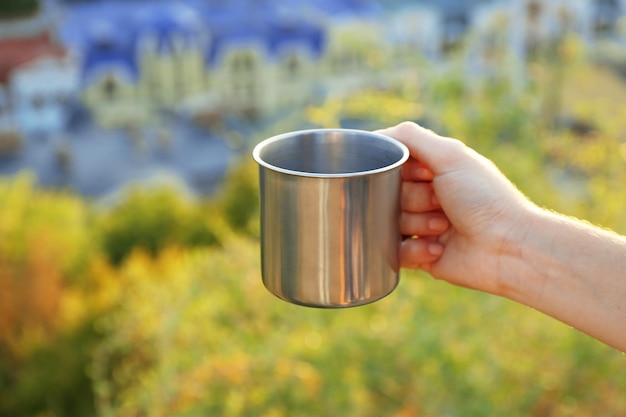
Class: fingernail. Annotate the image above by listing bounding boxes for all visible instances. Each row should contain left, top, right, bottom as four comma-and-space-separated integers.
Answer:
428, 217, 448, 232
416, 167, 433, 179
428, 243, 444, 256
431, 193, 440, 207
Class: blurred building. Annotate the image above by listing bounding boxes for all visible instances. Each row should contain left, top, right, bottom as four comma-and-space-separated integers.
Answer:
0, 8, 79, 150
2, 0, 626, 133
54, 0, 386, 128
465, 0, 596, 85
0, 0, 623, 197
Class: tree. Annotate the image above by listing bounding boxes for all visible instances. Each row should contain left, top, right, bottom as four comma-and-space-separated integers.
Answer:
0, 0, 39, 17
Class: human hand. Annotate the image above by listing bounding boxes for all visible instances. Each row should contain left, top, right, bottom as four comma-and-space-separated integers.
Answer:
377, 122, 535, 295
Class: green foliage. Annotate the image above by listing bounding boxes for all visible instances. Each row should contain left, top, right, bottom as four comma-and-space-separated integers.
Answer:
0, 174, 98, 417
0, 173, 91, 273
96, 187, 222, 265
0, 0, 39, 16
306, 84, 424, 129
0, 173, 93, 354
214, 157, 260, 237
0, 322, 99, 417
90, 240, 626, 417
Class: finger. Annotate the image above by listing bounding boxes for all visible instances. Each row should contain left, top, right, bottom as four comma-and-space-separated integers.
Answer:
402, 181, 440, 213
374, 128, 434, 181
402, 159, 435, 181
400, 211, 449, 236
400, 237, 444, 270
380, 122, 466, 175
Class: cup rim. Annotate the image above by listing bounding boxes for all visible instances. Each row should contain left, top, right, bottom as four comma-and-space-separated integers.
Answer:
252, 128, 410, 178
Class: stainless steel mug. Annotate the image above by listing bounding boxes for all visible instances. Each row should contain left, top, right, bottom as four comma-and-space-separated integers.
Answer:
253, 129, 409, 308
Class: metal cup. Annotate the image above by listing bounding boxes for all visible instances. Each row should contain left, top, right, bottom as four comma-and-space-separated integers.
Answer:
253, 129, 409, 308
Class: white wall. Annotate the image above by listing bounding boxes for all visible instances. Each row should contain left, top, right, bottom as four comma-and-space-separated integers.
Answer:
10, 55, 80, 136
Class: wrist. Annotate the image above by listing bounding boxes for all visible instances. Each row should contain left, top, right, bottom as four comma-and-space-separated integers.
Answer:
493, 203, 546, 302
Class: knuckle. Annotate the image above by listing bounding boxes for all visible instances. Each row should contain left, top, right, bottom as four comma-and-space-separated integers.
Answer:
391, 121, 418, 140
444, 137, 469, 153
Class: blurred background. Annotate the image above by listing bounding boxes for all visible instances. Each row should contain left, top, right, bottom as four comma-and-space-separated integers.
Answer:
1, 0, 626, 416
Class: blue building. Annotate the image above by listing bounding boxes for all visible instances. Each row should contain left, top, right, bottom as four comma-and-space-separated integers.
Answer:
45, 0, 626, 128
53, 0, 387, 127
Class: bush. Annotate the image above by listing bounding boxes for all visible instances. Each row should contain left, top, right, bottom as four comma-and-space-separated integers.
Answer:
91, 239, 626, 417
96, 187, 223, 265
0, 0, 39, 17
0, 174, 92, 354
0, 322, 99, 417
214, 157, 260, 237
0, 174, 98, 417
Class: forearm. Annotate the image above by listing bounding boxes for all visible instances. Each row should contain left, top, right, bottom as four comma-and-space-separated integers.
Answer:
500, 207, 626, 351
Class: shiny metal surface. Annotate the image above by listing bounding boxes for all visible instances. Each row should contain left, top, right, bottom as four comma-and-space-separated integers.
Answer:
253, 129, 409, 308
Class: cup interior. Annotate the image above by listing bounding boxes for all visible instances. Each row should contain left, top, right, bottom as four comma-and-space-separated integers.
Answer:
254, 129, 408, 177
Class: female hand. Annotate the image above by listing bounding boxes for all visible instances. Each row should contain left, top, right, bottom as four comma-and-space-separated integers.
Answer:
378, 122, 534, 295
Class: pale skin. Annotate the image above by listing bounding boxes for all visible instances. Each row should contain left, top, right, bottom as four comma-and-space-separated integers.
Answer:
377, 121, 626, 352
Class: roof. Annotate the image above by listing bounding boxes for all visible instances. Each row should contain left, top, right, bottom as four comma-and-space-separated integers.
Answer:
57, 0, 332, 75
290, 0, 382, 16
131, 2, 206, 53
0, 32, 66, 85
203, 5, 325, 65
381, 0, 494, 18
